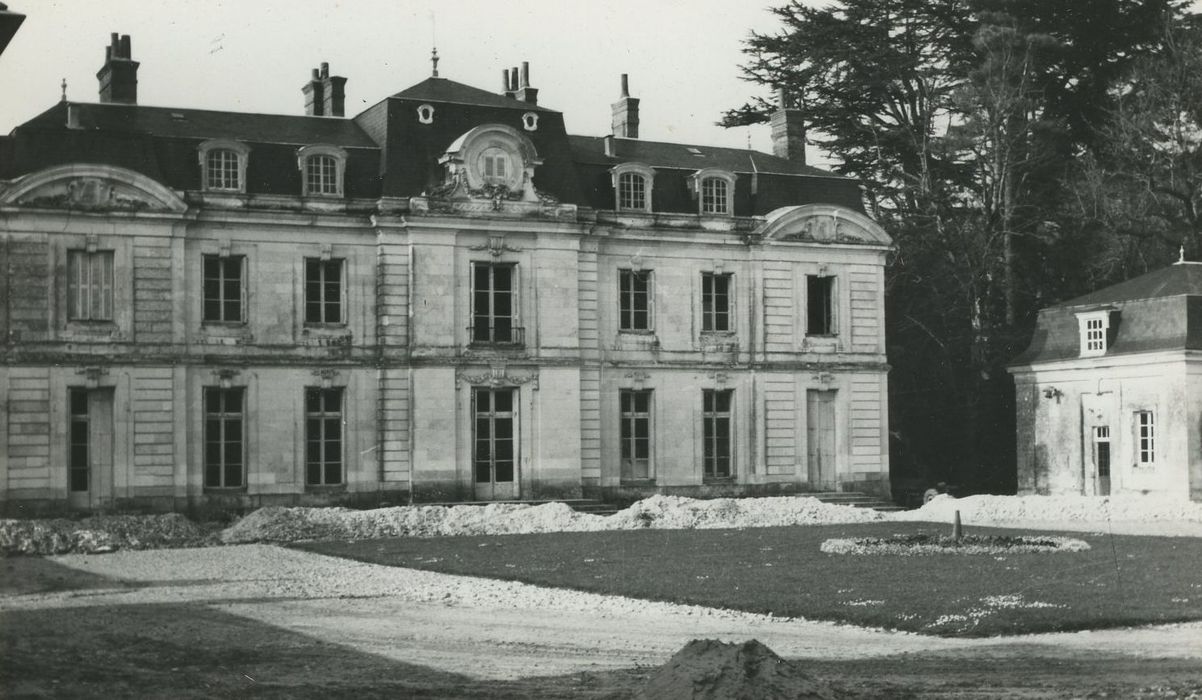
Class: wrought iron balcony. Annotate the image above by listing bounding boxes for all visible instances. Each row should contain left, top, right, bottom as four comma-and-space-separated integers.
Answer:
467, 325, 525, 347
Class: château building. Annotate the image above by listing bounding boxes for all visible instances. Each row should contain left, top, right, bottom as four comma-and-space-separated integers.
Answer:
0, 34, 891, 513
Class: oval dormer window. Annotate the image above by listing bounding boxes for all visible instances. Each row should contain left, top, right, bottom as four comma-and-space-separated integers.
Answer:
522, 112, 539, 131
417, 104, 435, 124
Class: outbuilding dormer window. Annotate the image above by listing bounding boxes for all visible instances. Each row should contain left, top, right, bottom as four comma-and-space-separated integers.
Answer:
1075, 309, 1114, 357
297, 144, 347, 197
611, 162, 655, 212
692, 168, 736, 216
198, 139, 250, 193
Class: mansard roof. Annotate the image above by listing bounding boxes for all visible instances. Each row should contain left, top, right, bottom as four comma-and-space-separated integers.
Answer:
1052, 261, 1202, 309
2, 74, 865, 215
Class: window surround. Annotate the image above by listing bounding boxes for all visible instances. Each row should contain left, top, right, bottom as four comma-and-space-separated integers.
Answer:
469, 261, 523, 346
1075, 309, 1114, 357
1135, 410, 1156, 468
805, 273, 838, 337
700, 270, 735, 336
201, 253, 247, 325
416, 103, 435, 124
297, 144, 347, 197
304, 257, 346, 327
522, 112, 539, 131
610, 162, 655, 212
691, 168, 736, 216
198, 139, 250, 194
618, 268, 654, 333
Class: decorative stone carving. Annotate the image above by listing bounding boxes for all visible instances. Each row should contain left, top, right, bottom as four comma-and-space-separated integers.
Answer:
0, 164, 188, 213
456, 364, 539, 389
76, 366, 109, 388
755, 204, 892, 247
468, 236, 523, 258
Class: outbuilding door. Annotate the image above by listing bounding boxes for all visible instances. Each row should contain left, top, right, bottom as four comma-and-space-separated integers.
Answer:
807, 389, 837, 491
68, 388, 113, 509
472, 387, 518, 500
1092, 425, 1111, 496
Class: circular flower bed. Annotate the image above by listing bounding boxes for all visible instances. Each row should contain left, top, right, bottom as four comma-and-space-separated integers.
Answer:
821, 533, 1090, 556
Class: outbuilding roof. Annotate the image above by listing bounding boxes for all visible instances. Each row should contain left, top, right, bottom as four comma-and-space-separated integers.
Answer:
1053, 261, 1202, 308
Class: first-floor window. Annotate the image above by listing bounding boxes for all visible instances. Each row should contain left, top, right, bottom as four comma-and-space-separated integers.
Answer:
67, 250, 114, 321
305, 387, 344, 485
305, 258, 344, 325
620, 389, 652, 480
702, 389, 733, 478
203, 254, 245, 323
68, 389, 90, 492
619, 269, 653, 331
807, 275, 836, 335
204, 387, 245, 488
1136, 411, 1155, 466
472, 262, 518, 344
701, 272, 732, 332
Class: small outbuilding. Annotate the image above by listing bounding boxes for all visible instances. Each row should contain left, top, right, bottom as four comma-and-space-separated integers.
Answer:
1008, 260, 1202, 501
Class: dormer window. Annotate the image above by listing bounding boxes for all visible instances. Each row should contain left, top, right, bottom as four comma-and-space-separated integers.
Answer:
692, 168, 736, 216
417, 104, 435, 124
198, 139, 250, 193
522, 112, 538, 131
480, 147, 511, 185
611, 163, 654, 212
1076, 309, 1113, 357
297, 144, 347, 197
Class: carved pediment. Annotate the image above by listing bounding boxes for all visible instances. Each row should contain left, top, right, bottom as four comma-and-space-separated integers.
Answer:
755, 204, 891, 246
0, 164, 187, 213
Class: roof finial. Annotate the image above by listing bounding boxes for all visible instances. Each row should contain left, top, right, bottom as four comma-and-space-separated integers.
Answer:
431, 46, 439, 78
60, 77, 67, 102
1180, 243, 1186, 264
429, 11, 439, 78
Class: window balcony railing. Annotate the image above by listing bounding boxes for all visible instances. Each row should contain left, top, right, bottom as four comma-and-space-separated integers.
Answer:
467, 325, 525, 347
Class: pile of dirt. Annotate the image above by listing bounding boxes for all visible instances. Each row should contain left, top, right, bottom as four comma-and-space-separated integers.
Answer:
0, 513, 211, 555
638, 639, 844, 700
895, 494, 1202, 525
219, 495, 887, 544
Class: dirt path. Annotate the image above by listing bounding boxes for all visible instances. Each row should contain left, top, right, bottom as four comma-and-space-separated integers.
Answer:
4, 544, 1199, 684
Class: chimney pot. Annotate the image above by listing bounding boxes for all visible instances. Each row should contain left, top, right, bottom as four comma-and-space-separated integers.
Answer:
320, 62, 329, 78
620, 73, 629, 98
520, 61, 529, 88
119, 34, 131, 58
501, 69, 510, 94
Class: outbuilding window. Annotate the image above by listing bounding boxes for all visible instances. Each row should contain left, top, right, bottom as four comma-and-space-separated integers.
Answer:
1076, 310, 1113, 357
1136, 410, 1155, 466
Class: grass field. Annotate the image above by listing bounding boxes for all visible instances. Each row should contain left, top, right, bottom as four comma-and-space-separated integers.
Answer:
297, 521, 1202, 637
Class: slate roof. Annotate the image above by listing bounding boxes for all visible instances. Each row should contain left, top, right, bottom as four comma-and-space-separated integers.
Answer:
17, 101, 378, 148
1052, 262, 1202, 308
569, 135, 846, 178
392, 77, 557, 113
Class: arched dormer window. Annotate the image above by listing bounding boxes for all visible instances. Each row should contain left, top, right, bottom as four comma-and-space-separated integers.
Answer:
610, 162, 655, 213
692, 168, 736, 216
198, 139, 250, 193
439, 124, 543, 201
297, 144, 347, 197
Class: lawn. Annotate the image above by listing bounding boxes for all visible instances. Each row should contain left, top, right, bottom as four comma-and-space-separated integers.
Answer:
297, 521, 1202, 637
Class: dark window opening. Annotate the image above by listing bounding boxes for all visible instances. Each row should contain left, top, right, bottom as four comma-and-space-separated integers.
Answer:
702, 272, 732, 332
474, 388, 516, 484
68, 389, 89, 492
202, 255, 245, 323
703, 389, 733, 478
204, 387, 245, 488
807, 275, 835, 335
471, 263, 520, 344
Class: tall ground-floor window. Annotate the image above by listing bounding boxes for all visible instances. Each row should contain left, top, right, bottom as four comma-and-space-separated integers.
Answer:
68, 389, 90, 492
474, 388, 516, 486
305, 387, 344, 485
620, 389, 652, 480
702, 389, 733, 478
204, 387, 245, 488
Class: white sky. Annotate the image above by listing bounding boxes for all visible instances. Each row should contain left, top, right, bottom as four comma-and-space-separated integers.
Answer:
0, 0, 807, 157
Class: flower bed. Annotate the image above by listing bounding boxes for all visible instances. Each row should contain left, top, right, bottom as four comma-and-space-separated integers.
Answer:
820, 533, 1090, 555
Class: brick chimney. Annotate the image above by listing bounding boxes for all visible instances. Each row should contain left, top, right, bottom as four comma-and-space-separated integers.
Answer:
769, 87, 806, 163
303, 63, 347, 117
97, 33, 138, 104
514, 61, 538, 105
611, 74, 639, 139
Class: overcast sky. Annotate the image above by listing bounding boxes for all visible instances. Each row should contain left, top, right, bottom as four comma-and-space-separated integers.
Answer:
0, 1, 806, 156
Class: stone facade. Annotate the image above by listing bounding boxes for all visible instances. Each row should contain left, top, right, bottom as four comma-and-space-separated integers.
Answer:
0, 37, 892, 514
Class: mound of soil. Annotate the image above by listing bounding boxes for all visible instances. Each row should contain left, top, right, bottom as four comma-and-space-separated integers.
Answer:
0, 513, 212, 555
638, 639, 844, 700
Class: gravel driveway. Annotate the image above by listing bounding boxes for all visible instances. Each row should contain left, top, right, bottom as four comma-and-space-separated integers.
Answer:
3, 544, 1199, 682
